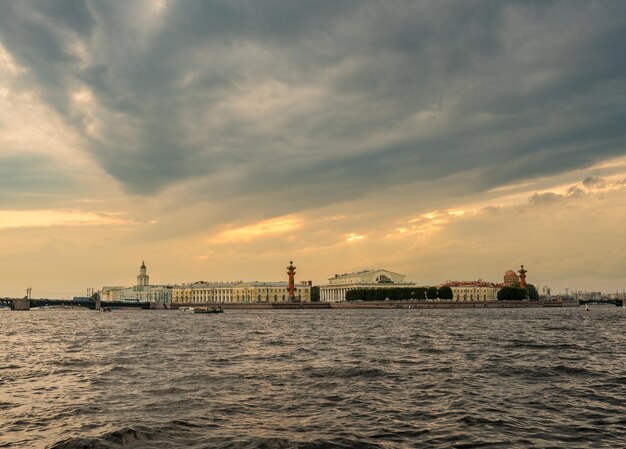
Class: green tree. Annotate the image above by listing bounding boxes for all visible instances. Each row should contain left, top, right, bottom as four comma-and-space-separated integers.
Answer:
310, 286, 320, 302
497, 286, 512, 300
438, 285, 454, 300
526, 284, 538, 301
386, 289, 399, 301
411, 288, 427, 301
498, 286, 528, 300
426, 286, 438, 300
345, 290, 357, 301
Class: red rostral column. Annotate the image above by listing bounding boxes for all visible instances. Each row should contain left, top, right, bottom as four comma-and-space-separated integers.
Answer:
287, 261, 296, 301
518, 265, 527, 289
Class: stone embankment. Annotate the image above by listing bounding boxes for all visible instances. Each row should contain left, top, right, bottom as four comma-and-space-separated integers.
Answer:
168, 300, 578, 310
331, 300, 578, 309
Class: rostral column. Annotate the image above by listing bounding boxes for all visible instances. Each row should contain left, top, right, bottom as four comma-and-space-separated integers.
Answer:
518, 265, 527, 289
287, 261, 296, 301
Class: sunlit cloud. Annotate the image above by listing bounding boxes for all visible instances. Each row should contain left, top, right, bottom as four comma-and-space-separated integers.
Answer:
590, 155, 626, 171
0, 210, 130, 229
384, 174, 626, 243
0, 43, 22, 75
346, 233, 365, 242
209, 215, 304, 243
447, 209, 474, 217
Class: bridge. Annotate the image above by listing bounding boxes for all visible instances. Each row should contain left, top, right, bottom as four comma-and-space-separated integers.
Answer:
579, 298, 624, 307
0, 298, 152, 310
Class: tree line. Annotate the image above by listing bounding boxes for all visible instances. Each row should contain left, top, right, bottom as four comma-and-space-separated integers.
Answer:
497, 284, 538, 301
343, 284, 539, 301
345, 286, 454, 301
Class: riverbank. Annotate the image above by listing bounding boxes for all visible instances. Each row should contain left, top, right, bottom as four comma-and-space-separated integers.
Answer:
167, 299, 579, 310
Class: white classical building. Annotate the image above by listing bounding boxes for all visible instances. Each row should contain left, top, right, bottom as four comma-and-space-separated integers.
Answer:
320, 269, 415, 302
100, 261, 173, 303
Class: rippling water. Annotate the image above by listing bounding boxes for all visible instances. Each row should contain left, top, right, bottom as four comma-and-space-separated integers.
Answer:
1, 307, 624, 448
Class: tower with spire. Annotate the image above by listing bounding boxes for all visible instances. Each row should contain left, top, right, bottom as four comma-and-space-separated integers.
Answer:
137, 260, 150, 288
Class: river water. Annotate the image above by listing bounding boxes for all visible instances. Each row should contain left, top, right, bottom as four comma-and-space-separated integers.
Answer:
0, 307, 624, 448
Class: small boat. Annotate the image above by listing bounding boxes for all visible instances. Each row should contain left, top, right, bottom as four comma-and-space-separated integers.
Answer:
178, 307, 195, 313
193, 307, 224, 314
585, 304, 590, 312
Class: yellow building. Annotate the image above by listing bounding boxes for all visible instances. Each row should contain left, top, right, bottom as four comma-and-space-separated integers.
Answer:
444, 280, 500, 301
172, 281, 311, 304
232, 282, 311, 303
172, 282, 237, 304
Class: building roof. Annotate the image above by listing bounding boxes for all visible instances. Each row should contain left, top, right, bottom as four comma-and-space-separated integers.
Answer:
445, 280, 502, 287
173, 281, 309, 289
175, 282, 242, 288
328, 268, 405, 280
240, 281, 289, 287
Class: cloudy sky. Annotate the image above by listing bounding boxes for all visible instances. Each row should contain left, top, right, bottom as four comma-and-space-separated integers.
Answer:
1, 0, 625, 298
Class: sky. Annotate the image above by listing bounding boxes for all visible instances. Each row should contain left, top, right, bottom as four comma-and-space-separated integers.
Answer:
1, 0, 626, 298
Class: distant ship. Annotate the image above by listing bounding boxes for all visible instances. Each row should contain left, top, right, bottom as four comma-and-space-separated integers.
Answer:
178, 306, 224, 314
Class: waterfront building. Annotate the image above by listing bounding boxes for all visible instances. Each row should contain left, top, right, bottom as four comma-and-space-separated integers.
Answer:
171, 280, 311, 304
99, 286, 125, 301
169, 260, 311, 305
503, 269, 519, 286
319, 269, 415, 302
235, 281, 311, 303
99, 261, 173, 303
137, 260, 149, 287
443, 280, 501, 302
172, 281, 237, 303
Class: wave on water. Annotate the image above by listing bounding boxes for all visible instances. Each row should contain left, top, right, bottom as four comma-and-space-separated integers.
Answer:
2, 308, 624, 449
306, 365, 387, 379
49, 427, 151, 449
0, 401, 17, 410
48, 426, 385, 449
0, 364, 22, 370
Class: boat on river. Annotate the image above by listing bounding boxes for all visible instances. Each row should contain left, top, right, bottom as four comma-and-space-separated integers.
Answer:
178, 306, 223, 314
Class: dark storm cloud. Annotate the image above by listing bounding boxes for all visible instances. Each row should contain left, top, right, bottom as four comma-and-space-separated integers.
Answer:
1, 0, 625, 211
582, 176, 605, 188
0, 154, 74, 206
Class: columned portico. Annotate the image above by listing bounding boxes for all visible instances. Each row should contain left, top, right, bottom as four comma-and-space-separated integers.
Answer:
320, 269, 415, 302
